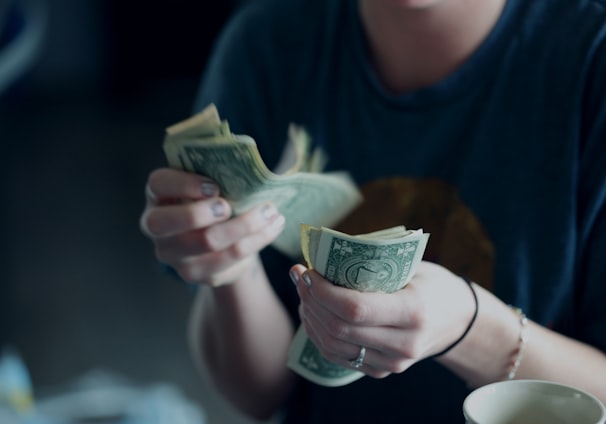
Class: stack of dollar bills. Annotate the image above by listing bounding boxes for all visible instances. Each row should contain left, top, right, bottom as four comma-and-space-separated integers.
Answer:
287, 224, 429, 387
163, 104, 363, 258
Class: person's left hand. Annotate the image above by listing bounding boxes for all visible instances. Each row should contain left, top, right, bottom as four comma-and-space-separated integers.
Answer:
290, 261, 476, 378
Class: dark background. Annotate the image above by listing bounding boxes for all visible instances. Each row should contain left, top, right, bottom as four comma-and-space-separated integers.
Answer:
1, 0, 255, 422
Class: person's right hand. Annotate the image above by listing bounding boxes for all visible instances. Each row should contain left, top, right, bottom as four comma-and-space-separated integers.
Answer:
139, 168, 285, 287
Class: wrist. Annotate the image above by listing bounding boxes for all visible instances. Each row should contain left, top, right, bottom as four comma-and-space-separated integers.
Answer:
502, 306, 529, 380
428, 277, 478, 359
435, 286, 523, 387
208, 255, 264, 288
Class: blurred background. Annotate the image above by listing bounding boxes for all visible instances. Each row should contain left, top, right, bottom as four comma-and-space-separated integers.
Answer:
0, 0, 256, 422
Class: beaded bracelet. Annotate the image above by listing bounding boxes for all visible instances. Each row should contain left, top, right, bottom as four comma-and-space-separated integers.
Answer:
429, 277, 478, 359
504, 306, 529, 380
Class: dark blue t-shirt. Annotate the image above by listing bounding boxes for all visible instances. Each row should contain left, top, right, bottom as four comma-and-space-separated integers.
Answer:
194, 0, 606, 421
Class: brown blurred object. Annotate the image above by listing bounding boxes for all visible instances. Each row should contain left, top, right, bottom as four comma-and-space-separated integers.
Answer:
337, 177, 495, 290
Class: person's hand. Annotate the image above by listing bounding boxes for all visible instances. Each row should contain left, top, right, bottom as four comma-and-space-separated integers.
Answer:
290, 261, 476, 378
140, 168, 285, 286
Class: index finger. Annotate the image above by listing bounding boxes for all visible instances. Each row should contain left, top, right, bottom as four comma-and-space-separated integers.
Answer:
146, 168, 219, 204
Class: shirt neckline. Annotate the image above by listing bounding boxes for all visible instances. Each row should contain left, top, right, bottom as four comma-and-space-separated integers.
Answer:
350, 0, 525, 109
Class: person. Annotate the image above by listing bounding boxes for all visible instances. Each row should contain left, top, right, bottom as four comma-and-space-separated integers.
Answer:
139, 0, 606, 421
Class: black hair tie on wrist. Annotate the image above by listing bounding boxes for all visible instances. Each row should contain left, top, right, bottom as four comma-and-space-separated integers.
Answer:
428, 277, 479, 359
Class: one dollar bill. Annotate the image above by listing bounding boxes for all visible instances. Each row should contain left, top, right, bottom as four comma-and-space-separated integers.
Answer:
287, 224, 429, 387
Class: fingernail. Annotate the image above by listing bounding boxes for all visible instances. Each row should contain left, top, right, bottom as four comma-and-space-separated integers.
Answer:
261, 204, 278, 220
211, 200, 225, 217
302, 272, 312, 288
200, 182, 218, 197
272, 215, 286, 230
289, 269, 299, 286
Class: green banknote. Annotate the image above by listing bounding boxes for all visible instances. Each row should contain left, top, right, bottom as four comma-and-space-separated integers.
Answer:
162, 104, 362, 258
287, 224, 429, 387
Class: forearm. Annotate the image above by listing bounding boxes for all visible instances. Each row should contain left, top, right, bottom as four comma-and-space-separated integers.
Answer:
438, 284, 606, 404
516, 322, 606, 402
188, 255, 296, 420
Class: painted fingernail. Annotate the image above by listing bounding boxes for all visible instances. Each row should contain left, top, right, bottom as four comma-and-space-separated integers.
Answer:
261, 204, 278, 221
289, 269, 299, 286
211, 200, 225, 217
200, 182, 218, 197
302, 272, 312, 288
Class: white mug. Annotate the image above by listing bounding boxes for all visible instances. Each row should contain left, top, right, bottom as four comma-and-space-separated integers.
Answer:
463, 379, 606, 424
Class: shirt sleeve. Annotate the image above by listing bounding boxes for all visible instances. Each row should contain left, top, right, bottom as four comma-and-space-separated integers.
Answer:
192, 0, 297, 171
575, 34, 606, 352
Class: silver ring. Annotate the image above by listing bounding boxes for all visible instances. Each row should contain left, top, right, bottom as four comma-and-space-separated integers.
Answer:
349, 346, 366, 369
